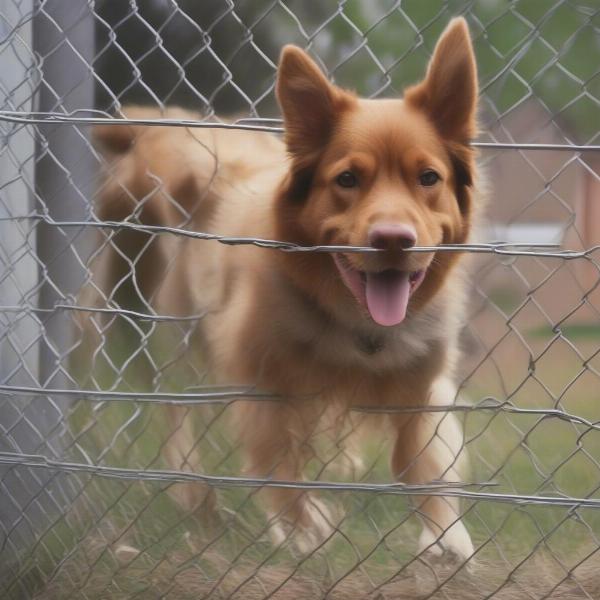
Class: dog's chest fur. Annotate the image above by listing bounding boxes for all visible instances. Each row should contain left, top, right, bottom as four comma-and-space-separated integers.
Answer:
266, 271, 459, 375
204, 244, 466, 402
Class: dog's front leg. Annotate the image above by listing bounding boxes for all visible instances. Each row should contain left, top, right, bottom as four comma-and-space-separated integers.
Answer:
390, 376, 474, 562
238, 400, 335, 552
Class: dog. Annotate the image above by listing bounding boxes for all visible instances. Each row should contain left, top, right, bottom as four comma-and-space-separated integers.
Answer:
87, 17, 478, 561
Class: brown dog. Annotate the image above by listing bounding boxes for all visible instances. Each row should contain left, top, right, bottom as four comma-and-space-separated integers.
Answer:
89, 17, 478, 560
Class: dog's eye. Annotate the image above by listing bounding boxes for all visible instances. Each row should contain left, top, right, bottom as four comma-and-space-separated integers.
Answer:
419, 170, 440, 187
336, 171, 358, 188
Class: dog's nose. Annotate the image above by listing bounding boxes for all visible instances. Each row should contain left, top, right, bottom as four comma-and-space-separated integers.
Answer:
368, 223, 417, 250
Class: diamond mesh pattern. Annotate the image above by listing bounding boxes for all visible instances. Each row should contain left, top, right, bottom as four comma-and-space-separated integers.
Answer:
1, 1, 599, 598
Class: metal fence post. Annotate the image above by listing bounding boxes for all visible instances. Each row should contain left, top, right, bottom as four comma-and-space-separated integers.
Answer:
34, 0, 96, 387
0, 0, 95, 586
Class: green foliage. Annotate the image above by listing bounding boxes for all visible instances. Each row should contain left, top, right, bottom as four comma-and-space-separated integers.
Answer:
95, 1, 597, 136
310, 0, 598, 138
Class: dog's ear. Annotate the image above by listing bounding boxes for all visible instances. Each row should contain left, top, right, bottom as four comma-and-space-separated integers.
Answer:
276, 46, 352, 159
405, 18, 478, 143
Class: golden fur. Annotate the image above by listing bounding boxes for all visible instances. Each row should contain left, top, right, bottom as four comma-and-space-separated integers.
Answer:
87, 18, 480, 561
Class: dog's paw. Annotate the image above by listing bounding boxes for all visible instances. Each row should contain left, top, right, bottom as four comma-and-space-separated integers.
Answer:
267, 496, 337, 553
418, 521, 474, 565
295, 496, 337, 553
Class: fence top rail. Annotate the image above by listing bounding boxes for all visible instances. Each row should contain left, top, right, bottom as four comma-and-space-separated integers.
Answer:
1, 110, 598, 152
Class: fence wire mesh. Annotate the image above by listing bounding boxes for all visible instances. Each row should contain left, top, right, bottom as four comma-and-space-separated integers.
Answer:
1, 1, 600, 598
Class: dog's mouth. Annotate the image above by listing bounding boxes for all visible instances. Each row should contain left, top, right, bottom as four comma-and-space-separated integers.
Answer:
333, 254, 426, 327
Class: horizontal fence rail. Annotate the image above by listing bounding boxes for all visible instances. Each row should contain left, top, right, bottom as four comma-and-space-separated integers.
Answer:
1, 110, 600, 152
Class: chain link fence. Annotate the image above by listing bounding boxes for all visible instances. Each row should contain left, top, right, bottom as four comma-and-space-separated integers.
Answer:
1, 1, 599, 598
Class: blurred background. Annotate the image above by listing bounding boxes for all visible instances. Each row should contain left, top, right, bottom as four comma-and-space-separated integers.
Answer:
1, 1, 599, 598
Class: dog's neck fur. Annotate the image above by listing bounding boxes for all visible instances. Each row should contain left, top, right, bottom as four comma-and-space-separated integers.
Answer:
267, 264, 460, 375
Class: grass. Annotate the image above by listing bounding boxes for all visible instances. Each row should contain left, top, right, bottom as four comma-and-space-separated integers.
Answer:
4, 307, 600, 599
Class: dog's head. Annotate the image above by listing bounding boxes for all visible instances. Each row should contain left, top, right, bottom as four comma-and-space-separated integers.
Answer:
275, 18, 478, 328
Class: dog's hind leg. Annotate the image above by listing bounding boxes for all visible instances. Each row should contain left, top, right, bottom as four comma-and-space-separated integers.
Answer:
390, 376, 473, 563
163, 404, 216, 514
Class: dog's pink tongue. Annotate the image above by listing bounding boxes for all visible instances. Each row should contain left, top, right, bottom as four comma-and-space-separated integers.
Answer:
366, 270, 411, 326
